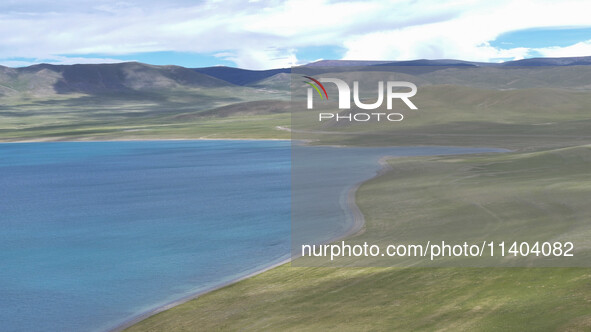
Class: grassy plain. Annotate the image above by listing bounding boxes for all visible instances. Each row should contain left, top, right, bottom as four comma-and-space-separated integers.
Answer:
0, 91, 291, 141
125, 266, 591, 331
127, 145, 591, 331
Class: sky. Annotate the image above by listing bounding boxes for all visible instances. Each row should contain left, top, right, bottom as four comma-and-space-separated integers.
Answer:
0, 0, 590, 69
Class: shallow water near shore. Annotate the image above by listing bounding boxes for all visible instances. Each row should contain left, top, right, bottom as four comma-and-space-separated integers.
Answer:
0, 140, 503, 331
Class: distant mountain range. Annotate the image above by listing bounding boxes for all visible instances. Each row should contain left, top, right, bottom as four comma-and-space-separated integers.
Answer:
306, 56, 591, 67
193, 67, 291, 85
1, 56, 591, 96
0, 62, 229, 96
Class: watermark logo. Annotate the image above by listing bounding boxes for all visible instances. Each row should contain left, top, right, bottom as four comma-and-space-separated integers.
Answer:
304, 76, 418, 122
303, 76, 328, 102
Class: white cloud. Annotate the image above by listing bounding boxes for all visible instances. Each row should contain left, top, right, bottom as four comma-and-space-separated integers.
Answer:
0, 0, 590, 69
342, 0, 591, 63
219, 48, 299, 69
535, 40, 591, 58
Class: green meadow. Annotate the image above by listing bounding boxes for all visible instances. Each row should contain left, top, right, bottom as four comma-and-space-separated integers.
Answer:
0, 62, 291, 141
127, 145, 591, 331
0, 91, 291, 141
125, 267, 591, 331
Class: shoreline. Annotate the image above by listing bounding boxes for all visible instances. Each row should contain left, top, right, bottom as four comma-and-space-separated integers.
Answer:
344, 156, 394, 238
114, 153, 394, 332
0, 137, 291, 144
118, 148, 507, 330
0, 138, 509, 154
322, 156, 393, 244
110, 255, 292, 332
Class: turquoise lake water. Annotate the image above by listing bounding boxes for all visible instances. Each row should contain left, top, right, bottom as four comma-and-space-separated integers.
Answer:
0, 141, 503, 331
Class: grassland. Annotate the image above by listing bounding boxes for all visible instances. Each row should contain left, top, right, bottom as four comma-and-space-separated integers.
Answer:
354, 146, 591, 266
0, 62, 294, 141
125, 266, 591, 331
0, 90, 291, 141
126, 145, 591, 331
292, 85, 591, 150
4, 70, 591, 147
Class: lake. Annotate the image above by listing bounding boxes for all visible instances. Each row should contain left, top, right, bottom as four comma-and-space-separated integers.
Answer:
0, 140, 503, 331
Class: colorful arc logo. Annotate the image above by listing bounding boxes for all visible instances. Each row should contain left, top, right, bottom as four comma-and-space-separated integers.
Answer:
303, 76, 328, 100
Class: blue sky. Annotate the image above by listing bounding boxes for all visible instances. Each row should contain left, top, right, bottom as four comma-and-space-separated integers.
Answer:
490, 27, 591, 49
0, 1, 590, 69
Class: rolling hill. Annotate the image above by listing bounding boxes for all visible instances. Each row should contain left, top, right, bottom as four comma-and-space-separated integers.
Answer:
0, 62, 290, 141
1, 56, 591, 142
192, 66, 290, 86
0, 62, 231, 97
